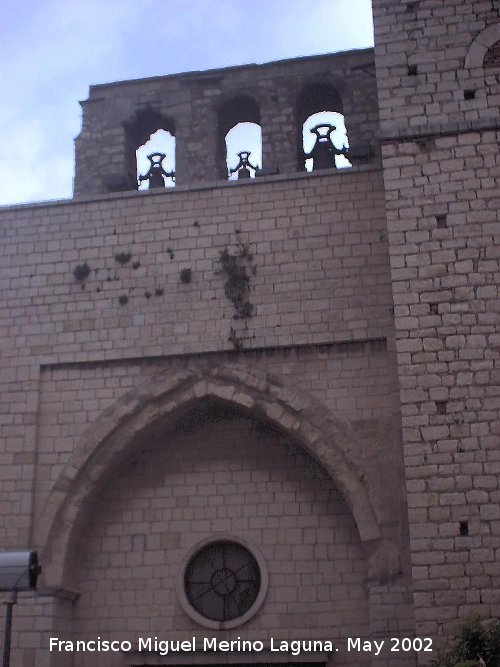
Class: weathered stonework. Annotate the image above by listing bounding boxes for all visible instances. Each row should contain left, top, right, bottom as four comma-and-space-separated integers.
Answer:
0, 3, 499, 666
372, 0, 500, 658
74, 50, 378, 196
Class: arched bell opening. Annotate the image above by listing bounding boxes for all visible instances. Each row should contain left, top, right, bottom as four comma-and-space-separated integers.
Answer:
217, 96, 262, 180
124, 107, 176, 190
296, 83, 351, 172
136, 129, 176, 190
226, 122, 262, 180
302, 111, 352, 172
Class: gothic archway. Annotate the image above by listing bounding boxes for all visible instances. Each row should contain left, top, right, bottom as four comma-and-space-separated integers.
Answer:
37, 364, 385, 588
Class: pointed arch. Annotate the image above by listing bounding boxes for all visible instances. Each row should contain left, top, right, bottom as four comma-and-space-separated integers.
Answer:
295, 82, 347, 171
37, 364, 382, 588
216, 95, 262, 178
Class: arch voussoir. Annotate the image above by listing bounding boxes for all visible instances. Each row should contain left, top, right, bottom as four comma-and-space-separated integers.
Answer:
465, 23, 500, 68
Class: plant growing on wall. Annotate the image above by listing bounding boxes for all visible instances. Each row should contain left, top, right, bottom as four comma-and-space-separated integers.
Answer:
72, 262, 90, 281
431, 617, 500, 667
114, 251, 132, 265
180, 268, 192, 284
228, 327, 242, 352
217, 244, 256, 350
217, 244, 255, 320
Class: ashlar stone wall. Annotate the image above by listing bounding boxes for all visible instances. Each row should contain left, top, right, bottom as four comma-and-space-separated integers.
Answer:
372, 0, 500, 653
0, 161, 413, 666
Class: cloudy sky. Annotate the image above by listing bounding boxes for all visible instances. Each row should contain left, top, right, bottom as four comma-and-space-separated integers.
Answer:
0, 0, 374, 206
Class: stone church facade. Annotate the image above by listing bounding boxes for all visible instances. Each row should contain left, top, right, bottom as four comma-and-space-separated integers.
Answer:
0, 1, 498, 666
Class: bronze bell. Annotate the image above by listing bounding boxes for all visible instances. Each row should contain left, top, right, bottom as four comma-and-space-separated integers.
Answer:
138, 152, 175, 189
229, 151, 258, 180
307, 124, 337, 171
